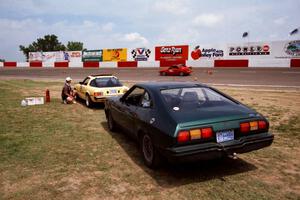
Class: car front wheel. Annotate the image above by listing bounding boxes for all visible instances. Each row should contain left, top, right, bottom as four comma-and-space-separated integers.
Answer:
179, 72, 184, 76
141, 133, 161, 168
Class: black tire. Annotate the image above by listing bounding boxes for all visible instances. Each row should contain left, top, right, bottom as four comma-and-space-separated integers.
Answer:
75, 93, 80, 100
107, 111, 117, 132
141, 133, 161, 168
179, 72, 184, 76
85, 94, 93, 108
162, 72, 166, 76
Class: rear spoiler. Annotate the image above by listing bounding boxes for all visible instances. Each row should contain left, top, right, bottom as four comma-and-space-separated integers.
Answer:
91, 74, 113, 77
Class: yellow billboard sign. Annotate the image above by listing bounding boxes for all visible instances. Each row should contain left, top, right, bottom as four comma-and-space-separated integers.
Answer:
103, 48, 127, 62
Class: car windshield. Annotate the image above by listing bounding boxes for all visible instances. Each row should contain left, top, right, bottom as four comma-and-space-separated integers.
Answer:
94, 77, 122, 88
161, 87, 237, 111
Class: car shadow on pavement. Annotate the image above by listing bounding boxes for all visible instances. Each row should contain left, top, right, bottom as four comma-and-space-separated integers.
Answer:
101, 122, 258, 188
75, 97, 105, 109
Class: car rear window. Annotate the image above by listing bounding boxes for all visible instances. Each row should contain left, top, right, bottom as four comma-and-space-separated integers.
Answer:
93, 77, 122, 88
161, 87, 236, 110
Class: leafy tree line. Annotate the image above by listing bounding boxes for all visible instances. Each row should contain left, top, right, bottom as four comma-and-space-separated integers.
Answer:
19, 34, 84, 60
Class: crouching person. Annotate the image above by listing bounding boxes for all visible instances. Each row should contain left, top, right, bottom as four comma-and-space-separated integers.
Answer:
62, 77, 76, 104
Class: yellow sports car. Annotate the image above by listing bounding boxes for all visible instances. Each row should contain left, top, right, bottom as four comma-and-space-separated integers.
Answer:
74, 74, 129, 107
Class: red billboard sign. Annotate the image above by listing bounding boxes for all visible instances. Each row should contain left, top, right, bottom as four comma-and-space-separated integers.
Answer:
155, 45, 189, 61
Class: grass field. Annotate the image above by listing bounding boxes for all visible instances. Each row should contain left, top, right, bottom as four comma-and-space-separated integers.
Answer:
0, 79, 299, 200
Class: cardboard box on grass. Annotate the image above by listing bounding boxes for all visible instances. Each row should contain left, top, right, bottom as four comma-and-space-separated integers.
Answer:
25, 97, 44, 106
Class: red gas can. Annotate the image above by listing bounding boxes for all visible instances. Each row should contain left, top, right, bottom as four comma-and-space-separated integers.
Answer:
45, 89, 50, 103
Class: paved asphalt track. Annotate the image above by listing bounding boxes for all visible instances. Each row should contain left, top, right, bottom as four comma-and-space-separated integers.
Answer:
0, 67, 300, 88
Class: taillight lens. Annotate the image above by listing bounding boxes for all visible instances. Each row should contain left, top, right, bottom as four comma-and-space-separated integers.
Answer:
250, 121, 258, 131
258, 120, 267, 129
177, 131, 189, 143
240, 122, 250, 133
202, 128, 213, 139
240, 120, 268, 134
94, 92, 103, 97
190, 129, 201, 140
177, 127, 213, 143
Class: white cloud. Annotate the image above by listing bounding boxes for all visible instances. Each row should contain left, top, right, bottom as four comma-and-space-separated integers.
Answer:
273, 17, 288, 25
120, 33, 149, 46
192, 14, 224, 27
153, 0, 188, 15
0, 17, 151, 60
82, 20, 97, 27
102, 22, 114, 32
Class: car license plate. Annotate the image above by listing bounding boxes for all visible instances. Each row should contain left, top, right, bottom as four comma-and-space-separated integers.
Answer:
216, 130, 234, 143
110, 90, 117, 94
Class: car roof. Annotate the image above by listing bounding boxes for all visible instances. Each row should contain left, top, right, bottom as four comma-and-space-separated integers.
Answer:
135, 82, 208, 90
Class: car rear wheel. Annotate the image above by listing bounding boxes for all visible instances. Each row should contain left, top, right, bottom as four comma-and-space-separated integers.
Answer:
141, 133, 161, 168
162, 72, 166, 76
179, 72, 184, 76
75, 93, 80, 100
85, 94, 93, 108
107, 111, 117, 132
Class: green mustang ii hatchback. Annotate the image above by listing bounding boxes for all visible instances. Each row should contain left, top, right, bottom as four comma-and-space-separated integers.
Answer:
104, 82, 274, 168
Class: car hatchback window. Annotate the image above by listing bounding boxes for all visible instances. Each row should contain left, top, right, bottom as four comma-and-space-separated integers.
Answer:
161, 87, 236, 110
94, 77, 122, 88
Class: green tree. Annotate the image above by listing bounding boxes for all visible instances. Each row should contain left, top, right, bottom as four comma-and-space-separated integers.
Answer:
19, 34, 66, 60
66, 41, 84, 51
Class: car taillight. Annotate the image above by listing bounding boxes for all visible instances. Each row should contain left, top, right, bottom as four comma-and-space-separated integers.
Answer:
240, 120, 267, 134
240, 122, 250, 133
177, 127, 213, 143
190, 129, 201, 140
177, 131, 189, 143
250, 121, 258, 131
94, 92, 103, 97
201, 127, 213, 139
258, 120, 267, 129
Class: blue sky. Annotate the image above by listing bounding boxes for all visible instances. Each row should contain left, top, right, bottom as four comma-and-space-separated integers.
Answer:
0, 0, 299, 61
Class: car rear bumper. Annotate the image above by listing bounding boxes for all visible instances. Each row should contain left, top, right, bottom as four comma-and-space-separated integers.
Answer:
162, 132, 274, 162
92, 95, 122, 103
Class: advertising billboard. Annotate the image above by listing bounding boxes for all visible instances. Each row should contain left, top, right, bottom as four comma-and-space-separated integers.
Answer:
103, 48, 127, 62
227, 42, 271, 57
272, 40, 300, 59
29, 51, 82, 62
155, 45, 189, 61
82, 50, 103, 62
190, 45, 224, 60
129, 48, 152, 61
66, 51, 82, 62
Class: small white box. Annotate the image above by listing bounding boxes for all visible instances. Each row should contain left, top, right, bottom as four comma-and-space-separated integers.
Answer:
25, 97, 44, 106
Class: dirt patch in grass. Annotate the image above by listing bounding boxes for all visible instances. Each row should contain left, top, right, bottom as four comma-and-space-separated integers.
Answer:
0, 80, 299, 200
